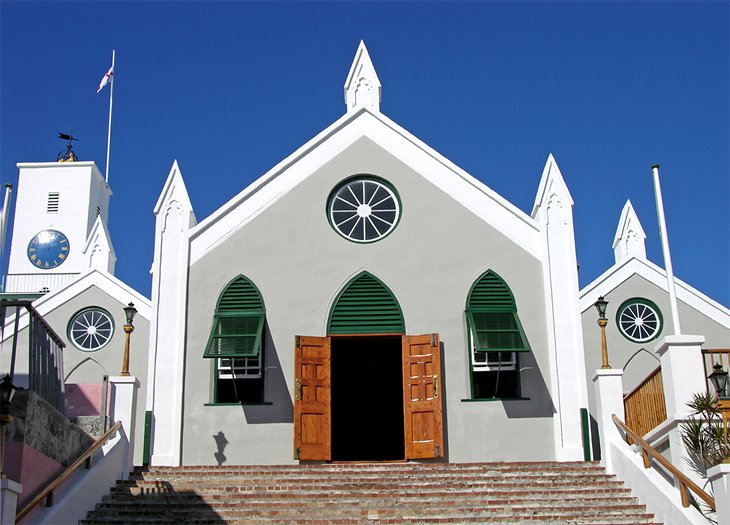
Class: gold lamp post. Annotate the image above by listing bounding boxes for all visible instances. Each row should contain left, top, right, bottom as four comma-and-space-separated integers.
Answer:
0, 375, 18, 479
121, 302, 137, 376
594, 296, 611, 369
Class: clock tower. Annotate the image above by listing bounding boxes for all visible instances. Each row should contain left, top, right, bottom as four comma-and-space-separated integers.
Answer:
4, 161, 114, 295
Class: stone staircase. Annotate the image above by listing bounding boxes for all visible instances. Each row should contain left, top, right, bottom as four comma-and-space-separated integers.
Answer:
82, 461, 660, 524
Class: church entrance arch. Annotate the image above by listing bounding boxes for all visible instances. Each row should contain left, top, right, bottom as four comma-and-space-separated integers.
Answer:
293, 272, 444, 462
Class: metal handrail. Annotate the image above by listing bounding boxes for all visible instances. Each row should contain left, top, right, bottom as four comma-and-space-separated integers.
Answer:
15, 420, 122, 522
612, 414, 715, 512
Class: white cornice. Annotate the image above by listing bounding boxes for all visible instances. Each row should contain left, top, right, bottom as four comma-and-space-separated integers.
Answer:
579, 257, 730, 328
190, 107, 541, 264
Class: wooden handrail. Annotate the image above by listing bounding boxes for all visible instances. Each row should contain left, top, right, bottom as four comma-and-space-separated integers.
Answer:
612, 414, 715, 512
16, 420, 122, 522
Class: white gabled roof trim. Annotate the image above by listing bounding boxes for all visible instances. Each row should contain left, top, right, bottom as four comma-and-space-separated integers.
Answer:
579, 257, 730, 328
189, 107, 541, 264
2, 269, 151, 337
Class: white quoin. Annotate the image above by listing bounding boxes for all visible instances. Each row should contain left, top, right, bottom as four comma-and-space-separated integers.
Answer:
612, 199, 647, 264
344, 40, 382, 113
147, 160, 196, 466
532, 153, 589, 461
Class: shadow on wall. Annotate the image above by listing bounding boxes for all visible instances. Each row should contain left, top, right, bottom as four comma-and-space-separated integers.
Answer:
213, 431, 228, 465
503, 351, 556, 419
83, 480, 227, 523
242, 330, 293, 424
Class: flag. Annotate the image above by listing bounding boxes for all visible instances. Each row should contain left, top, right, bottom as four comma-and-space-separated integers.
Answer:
97, 65, 114, 93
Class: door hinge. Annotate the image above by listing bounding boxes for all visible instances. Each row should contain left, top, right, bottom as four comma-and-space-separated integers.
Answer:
431, 333, 437, 346
294, 447, 300, 460
435, 444, 441, 457
295, 335, 301, 347
295, 377, 301, 400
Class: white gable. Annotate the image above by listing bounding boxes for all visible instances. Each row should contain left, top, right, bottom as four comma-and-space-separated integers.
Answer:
189, 108, 542, 264
579, 257, 730, 328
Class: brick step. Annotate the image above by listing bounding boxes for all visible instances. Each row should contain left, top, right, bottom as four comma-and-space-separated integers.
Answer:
100, 489, 636, 505
83, 462, 660, 524
84, 504, 656, 520
122, 473, 622, 486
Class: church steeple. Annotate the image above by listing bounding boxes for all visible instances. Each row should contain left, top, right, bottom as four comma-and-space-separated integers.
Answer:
344, 40, 381, 113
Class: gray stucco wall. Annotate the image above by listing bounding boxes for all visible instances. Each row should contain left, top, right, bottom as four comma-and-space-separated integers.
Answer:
182, 137, 556, 465
4, 286, 150, 466
582, 273, 730, 419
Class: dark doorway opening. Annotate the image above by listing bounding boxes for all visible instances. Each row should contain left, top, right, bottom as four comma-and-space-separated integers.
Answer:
331, 336, 404, 461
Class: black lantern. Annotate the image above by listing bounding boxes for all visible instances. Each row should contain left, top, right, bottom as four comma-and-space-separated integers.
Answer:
594, 296, 608, 320
123, 302, 137, 326
0, 375, 17, 418
709, 363, 729, 399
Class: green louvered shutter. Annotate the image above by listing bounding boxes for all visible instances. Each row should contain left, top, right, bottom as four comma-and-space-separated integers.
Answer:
466, 271, 529, 352
204, 276, 265, 358
328, 272, 405, 334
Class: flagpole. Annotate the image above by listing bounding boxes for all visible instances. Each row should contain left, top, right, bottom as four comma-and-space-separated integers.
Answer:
651, 164, 682, 335
104, 49, 115, 184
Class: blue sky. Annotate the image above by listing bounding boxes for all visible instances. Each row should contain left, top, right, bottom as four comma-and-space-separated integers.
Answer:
1, 1, 728, 307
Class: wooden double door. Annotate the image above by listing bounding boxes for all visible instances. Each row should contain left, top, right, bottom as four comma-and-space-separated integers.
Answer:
294, 333, 444, 461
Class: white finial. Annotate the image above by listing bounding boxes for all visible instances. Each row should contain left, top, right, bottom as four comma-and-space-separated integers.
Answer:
612, 199, 647, 264
344, 40, 381, 113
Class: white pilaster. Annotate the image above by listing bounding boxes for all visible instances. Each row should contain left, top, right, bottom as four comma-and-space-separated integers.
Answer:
593, 368, 625, 471
0, 478, 22, 525
655, 335, 707, 487
344, 41, 381, 113
109, 375, 139, 478
708, 463, 730, 522
612, 199, 647, 264
532, 154, 589, 461
82, 215, 116, 274
148, 160, 195, 466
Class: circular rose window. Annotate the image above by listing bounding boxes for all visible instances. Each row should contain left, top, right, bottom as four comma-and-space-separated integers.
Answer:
328, 178, 400, 243
68, 308, 115, 351
616, 298, 663, 343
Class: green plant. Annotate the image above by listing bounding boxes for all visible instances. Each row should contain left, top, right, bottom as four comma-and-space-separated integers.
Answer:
681, 392, 730, 474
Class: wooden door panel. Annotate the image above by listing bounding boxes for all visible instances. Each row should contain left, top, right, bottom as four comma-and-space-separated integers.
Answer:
294, 336, 331, 461
402, 333, 444, 459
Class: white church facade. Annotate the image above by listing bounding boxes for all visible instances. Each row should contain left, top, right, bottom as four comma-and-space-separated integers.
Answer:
2, 42, 728, 476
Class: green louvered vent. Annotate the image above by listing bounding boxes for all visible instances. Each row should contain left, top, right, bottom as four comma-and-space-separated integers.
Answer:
328, 272, 405, 334
467, 271, 516, 310
217, 276, 264, 312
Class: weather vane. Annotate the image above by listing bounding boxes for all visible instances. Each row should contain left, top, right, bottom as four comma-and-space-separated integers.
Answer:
57, 131, 78, 162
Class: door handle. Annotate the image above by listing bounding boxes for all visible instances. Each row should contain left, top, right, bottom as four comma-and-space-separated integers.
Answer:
295, 377, 301, 400
433, 374, 438, 398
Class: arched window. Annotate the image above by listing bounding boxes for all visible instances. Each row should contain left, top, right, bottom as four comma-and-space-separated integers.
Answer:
203, 275, 266, 403
466, 270, 530, 399
328, 271, 405, 335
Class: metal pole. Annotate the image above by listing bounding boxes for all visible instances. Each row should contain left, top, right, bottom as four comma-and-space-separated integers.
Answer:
104, 50, 115, 184
651, 164, 682, 335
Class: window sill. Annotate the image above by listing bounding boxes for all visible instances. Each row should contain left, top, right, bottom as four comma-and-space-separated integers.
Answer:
460, 397, 530, 402
204, 402, 273, 406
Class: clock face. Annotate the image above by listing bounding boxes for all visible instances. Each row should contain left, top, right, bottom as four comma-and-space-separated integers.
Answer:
27, 229, 70, 269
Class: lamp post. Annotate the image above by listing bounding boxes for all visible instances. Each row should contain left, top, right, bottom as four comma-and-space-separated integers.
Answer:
0, 375, 17, 479
594, 296, 611, 369
121, 302, 137, 376
708, 363, 730, 459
